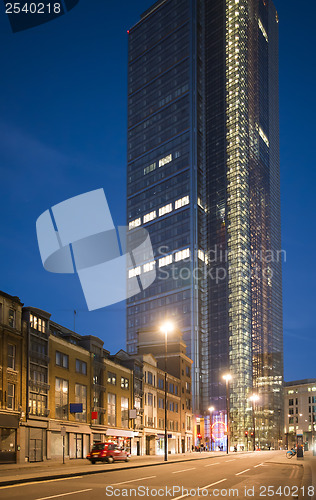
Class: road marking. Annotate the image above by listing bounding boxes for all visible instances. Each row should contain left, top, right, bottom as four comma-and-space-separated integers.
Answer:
236, 468, 251, 476
201, 479, 227, 489
110, 475, 156, 486
204, 462, 220, 467
0, 477, 84, 490
172, 479, 227, 500
35, 489, 92, 500
173, 467, 196, 474
225, 459, 235, 462
254, 463, 264, 468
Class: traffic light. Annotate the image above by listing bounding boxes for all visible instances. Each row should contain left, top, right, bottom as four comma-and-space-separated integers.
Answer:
250, 432, 254, 437
197, 433, 202, 439
245, 431, 248, 437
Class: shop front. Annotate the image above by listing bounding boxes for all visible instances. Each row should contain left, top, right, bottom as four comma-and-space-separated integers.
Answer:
106, 429, 136, 454
0, 414, 19, 463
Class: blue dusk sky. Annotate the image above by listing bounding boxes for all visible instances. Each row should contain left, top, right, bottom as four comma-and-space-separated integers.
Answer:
0, 0, 315, 382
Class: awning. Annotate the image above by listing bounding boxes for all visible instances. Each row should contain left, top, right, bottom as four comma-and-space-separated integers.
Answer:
0, 414, 19, 429
106, 429, 135, 438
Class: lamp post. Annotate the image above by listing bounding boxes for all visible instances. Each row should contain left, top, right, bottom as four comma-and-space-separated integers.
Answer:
223, 374, 232, 454
160, 321, 174, 462
208, 406, 215, 452
250, 394, 259, 451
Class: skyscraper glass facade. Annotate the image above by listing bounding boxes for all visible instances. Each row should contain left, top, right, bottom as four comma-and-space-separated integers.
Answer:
127, 0, 283, 447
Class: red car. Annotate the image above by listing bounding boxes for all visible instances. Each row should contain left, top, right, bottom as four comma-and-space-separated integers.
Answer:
87, 442, 130, 464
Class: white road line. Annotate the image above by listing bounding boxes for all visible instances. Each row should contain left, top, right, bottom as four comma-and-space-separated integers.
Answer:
254, 463, 264, 468
201, 479, 227, 489
204, 462, 220, 467
172, 479, 227, 500
225, 459, 236, 462
173, 467, 196, 474
110, 475, 156, 486
35, 489, 92, 500
236, 468, 251, 476
0, 477, 84, 490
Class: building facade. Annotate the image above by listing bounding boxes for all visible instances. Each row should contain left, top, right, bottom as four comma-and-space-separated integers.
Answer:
0, 289, 193, 463
284, 379, 316, 451
126, 0, 283, 447
0, 291, 25, 464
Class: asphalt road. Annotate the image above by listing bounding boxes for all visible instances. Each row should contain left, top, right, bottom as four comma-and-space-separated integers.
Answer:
0, 452, 307, 500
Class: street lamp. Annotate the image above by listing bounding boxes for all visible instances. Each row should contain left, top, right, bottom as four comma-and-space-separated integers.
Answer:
250, 394, 260, 451
223, 374, 232, 454
208, 406, 215, 452
160, 321, 174, 462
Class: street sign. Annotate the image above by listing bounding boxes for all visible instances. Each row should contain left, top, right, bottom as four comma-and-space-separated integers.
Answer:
70, 403, 83, 413
129, 409, 137, 419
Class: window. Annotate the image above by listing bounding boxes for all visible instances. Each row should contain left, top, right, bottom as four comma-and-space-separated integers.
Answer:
121, 397, 129, 428
147, 372, 153, 385
56, 351, 69, 369
107, 393, 116, 426
7, 383, 15, 409
175, 195, 189, 209
7, 344, 16, 370
107, 372, 116, 385
8, 309, 15, 328
158, 418, 164, 428
289, 399, 294, 406
30, 314, 46, 333
158, 398, 164, 409
158, 378, 164, 390
55, 378, 68, 420
186, 382, 191, 393
175, 386, 178, 396
169, 402, 174, 412
29, 393, 47, 416
121, 377, 129, 389
186, 366, 191, 377
147, 393, 153, 406
288, 408, 294, 415
75, 384, 87, 422
76, 359, 87, 375
169, 383, 174, 394
175, 403, 178, 413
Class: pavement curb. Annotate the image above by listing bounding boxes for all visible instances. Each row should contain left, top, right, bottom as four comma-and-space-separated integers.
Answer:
0, 454, 228, 487
298, 462, 313, 500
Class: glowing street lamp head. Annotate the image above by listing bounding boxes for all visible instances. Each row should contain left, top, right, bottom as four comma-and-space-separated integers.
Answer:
223, 373, 232, 382
209, 406, 215, 413
160, 321, 174, 335
250, 394, 260, 402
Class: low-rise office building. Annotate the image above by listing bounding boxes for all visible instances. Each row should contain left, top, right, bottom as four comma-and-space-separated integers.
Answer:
284, 379, 316, 449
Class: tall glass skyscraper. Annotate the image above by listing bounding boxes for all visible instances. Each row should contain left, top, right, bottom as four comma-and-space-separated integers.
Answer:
126, 0, 283, 447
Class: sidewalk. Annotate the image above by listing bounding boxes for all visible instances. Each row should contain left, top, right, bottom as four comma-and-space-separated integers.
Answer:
0, 451, 225, 486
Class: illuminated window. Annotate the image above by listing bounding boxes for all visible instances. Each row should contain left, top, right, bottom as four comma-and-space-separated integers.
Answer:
159, 255, 173, 267
143, 211, 156, 224
143, 261, 155, 273
159, 203, 173, 217
175, 248, 190, 262
198, 249, 205, 262
259, 127, 269, 147
144, 162, 156, 175
258, 19, 268, 42
129, 267, 141, 278
159, 154, 172, 168
175, 196, 189, 209
129, 218, 141, 230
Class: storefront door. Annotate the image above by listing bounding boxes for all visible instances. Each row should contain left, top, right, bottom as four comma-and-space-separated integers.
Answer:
0, 428, 16, 463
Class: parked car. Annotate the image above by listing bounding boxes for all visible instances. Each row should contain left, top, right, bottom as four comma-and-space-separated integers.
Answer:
87, 442, 130, 464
